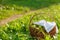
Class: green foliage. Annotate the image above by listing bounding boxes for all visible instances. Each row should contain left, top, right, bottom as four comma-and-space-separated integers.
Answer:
0, 0, 60, 20
0, 0, 60, 40
0, 12, 60, 40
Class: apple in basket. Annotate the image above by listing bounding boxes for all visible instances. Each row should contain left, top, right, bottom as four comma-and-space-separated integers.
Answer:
29, 20, 58, 39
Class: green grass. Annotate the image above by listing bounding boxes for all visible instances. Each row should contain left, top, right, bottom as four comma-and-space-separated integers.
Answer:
0, 0, 60, 20
0, 5, 30, 20
0, 0, 60, 40
0, 4, 60, 40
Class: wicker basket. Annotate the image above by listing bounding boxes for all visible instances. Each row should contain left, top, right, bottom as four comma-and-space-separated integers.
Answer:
29, 13, 56, 39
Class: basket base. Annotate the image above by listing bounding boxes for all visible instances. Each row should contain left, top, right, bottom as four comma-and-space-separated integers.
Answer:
29, 27, 44, 39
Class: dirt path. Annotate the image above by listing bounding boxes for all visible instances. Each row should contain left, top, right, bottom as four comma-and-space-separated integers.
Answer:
0, 14, 23, 26
0, 10, 39, 26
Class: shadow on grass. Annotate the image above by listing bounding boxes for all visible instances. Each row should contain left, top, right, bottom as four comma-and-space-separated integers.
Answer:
0, 0, 60, 10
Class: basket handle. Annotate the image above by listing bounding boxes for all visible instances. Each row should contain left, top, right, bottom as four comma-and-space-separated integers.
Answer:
29, 13, 55, 27
29, 13, 41, 27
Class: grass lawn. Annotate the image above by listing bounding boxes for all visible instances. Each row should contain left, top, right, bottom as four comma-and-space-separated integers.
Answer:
0, 4, 30, 20
0, 0, 60, 40
0, 0, 60, 20
0, 4, 60, 40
